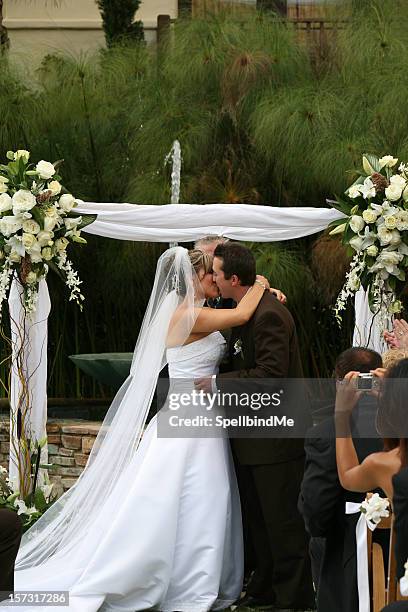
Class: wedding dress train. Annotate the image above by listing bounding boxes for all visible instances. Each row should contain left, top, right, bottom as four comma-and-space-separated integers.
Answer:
9, 332, 243, 612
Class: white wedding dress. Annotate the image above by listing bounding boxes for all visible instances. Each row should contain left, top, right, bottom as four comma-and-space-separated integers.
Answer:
9, 332, 243, 612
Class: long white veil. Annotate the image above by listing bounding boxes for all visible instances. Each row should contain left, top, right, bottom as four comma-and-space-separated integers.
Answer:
16, 246, 204, 569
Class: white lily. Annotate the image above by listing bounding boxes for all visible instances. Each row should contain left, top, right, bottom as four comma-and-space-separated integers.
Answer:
349, 235, 364, 252
359, 177, 376, 199
14, 499, 28, 515
5, 235, 26, 257
360, 226, 377, 250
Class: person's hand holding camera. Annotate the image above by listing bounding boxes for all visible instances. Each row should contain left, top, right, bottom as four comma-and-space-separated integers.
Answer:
335, 371, 362, 415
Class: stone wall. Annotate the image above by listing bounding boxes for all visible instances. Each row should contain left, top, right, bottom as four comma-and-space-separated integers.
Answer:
0, 419, 101, 498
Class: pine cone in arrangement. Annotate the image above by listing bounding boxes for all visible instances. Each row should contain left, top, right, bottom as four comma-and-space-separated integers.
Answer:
19, 255, 32, 285
36, 190, 52, 203
371, 172, 389, 192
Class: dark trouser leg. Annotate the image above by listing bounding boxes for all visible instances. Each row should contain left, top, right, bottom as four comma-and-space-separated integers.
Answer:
239, 465, 276, 604
234, 461, 256, 583
309, 537, 325, 591
0, 510, 22, 599
249, 458, 315, 609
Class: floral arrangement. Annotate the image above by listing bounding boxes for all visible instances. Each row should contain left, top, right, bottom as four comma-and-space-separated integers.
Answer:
0, 456, 55, 532
0, 149, 95, 319
329, 154, 408, 326
360, 492, 390, 525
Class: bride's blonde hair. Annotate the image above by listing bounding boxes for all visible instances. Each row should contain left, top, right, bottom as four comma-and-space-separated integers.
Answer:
188, 249, 213, 277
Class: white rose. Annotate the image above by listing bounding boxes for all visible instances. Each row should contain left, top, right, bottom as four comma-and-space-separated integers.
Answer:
390, 174, 406, 189
349, 215, 365, 234
29, 242, 42, 263
41, 247, 53, 261
36, 230, 53, 247
366, 245, 378, 257
385, 183, 403, 201
349, 235, 364, 251
397, 211, 408, 231
348, 185, 362, 199
362, 209, 378, 223
378, 225, 393, 245
12, 189, 36, 214
48, 180, 61, 196
44, 206, 59, 219
25, 271, 37, 285
14, 150, 30, 162
390, 230, 401, 246
59, 194, 76, 213
21, 233, 36, 250
379, 155, 398, 169
0, 215, 23, 237
35, 160, 55, 180
55, 237, 69, 252
8, 251, 21, 263
379, 250, 403, 266
64, 216, 82, 231
384, 215, 397, 230
22, 219, 40, 234
0, 193, 12, 213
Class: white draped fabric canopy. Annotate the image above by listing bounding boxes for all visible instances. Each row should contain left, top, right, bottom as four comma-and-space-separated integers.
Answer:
10, 201, 382, 482
74, 202, 345, 242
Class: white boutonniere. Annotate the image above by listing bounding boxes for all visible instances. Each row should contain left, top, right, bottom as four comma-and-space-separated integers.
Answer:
233, 338, 244, 359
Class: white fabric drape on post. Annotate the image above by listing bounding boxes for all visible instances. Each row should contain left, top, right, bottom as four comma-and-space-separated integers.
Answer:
353, 287, 388, 354
8, 279, 51, 487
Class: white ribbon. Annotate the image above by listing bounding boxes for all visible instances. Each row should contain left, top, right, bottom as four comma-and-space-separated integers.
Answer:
400, 563, 408, 596
346, 502, 378, 612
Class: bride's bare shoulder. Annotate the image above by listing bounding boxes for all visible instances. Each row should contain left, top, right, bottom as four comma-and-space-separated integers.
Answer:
167, 304, 207, 347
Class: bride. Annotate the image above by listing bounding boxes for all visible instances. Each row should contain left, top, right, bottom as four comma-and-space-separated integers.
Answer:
7, 246, 269, 612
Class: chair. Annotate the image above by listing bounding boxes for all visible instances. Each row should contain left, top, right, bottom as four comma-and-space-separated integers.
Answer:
367, 513, 391, 612
367, 514, 408, 611
387, 521, 408, 604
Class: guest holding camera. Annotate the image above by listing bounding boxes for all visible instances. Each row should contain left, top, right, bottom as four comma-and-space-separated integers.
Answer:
0, 509, 22, 600
335, 358, 408, 500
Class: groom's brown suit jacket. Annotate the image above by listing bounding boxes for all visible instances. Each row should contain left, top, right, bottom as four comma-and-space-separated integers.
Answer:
218, 290, 307, 465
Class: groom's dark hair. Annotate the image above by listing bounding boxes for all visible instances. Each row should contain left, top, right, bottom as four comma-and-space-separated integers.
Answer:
213, 243, 256, 286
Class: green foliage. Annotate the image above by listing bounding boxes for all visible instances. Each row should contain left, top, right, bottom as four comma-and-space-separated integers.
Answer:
96, 0, 144, 47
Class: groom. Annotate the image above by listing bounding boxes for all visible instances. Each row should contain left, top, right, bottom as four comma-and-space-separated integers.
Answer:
212, 243, 315, 612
